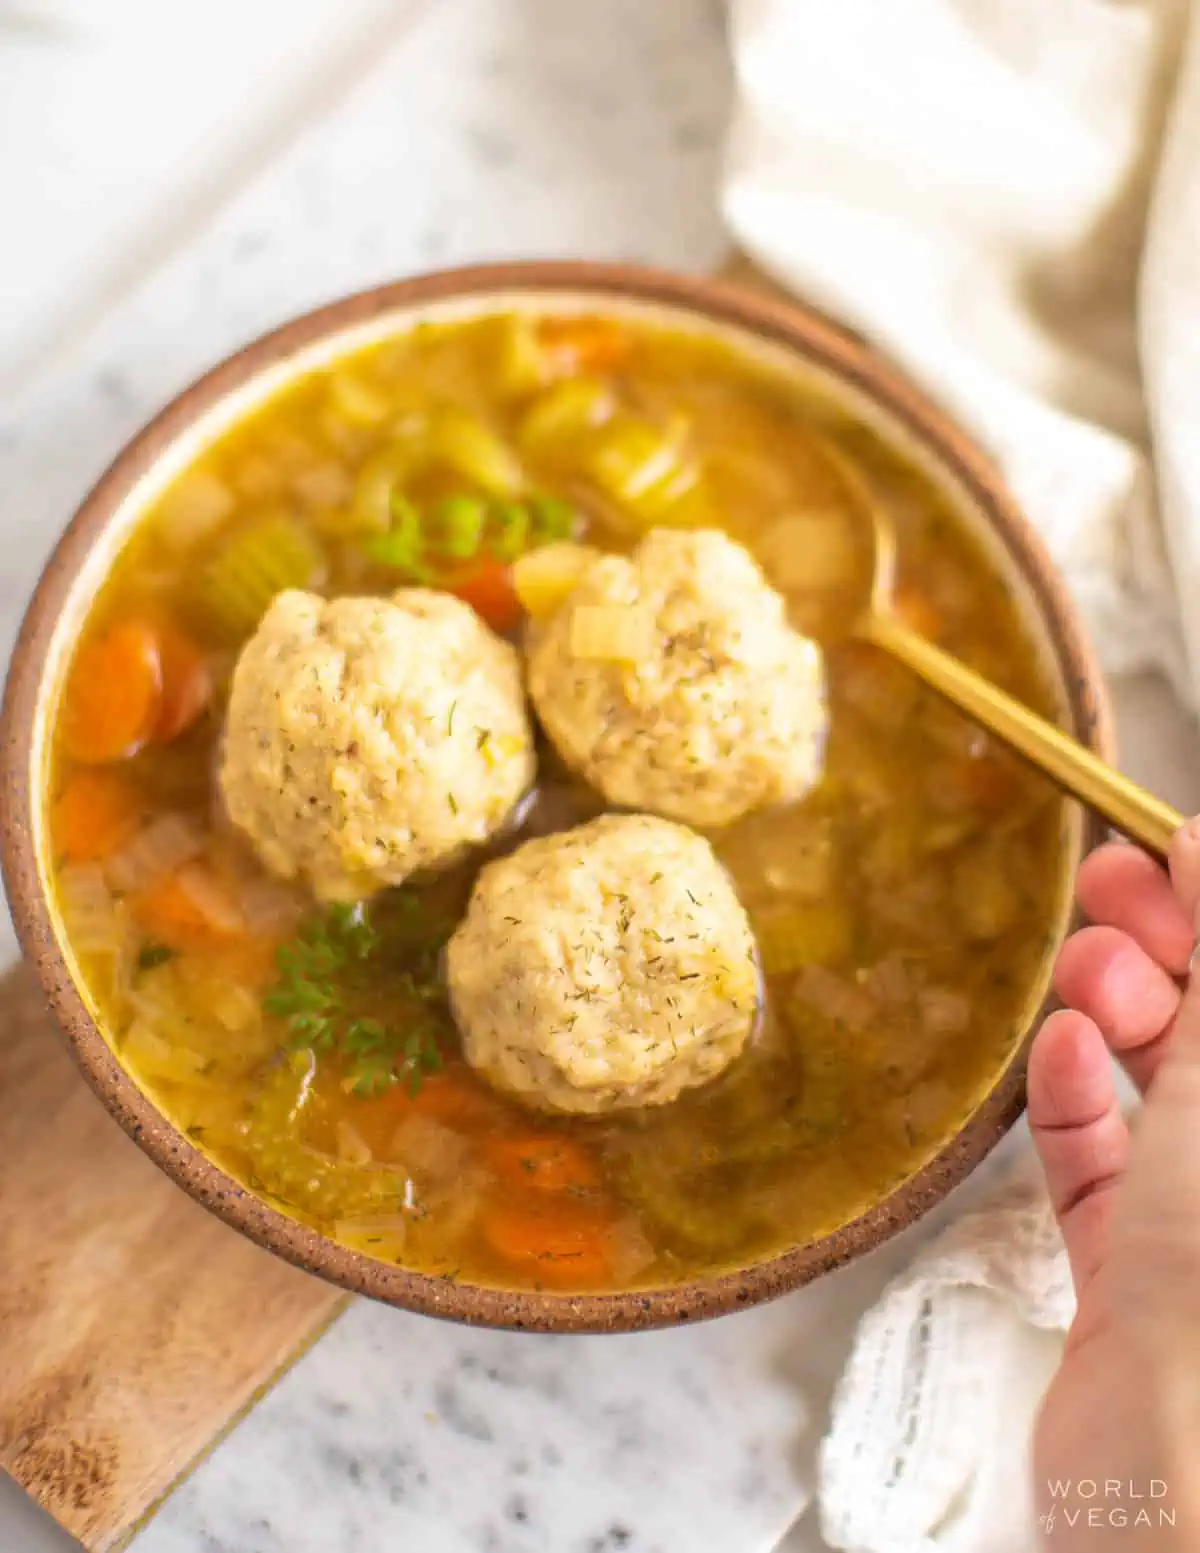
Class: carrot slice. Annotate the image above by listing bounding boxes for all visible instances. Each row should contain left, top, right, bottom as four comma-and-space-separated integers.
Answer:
404, 1064, 506, 1129
482, 1196, 617, 1288
61, 620, 163, 765
538, 318, 631, 374
52, 768, 143, 865
155, 622, 213, 743
449, 559, 521, 634
211, 935, 284, 990
132, 861, 244, 949
484, 1133, 602, 1194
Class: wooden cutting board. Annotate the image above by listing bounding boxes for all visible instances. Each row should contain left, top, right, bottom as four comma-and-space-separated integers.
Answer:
0, 962, 348, 1550
0, 260, 783, 1550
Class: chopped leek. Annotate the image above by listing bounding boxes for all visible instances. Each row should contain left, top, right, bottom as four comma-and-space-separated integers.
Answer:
360, 494, 425, 573
430, 494, 487, 560
194, 512, 325, 641
569, 603, 655, 662
491, 500, 531, 561
529, 495, 576, 541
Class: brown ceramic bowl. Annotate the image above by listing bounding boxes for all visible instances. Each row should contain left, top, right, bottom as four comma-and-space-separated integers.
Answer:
0, 262, 1112, 1333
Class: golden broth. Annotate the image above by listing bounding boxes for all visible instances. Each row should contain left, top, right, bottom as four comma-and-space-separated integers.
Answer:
47, 312, 1067, 1292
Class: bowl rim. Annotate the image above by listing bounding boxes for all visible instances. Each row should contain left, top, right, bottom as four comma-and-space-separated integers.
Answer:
0, 259, 1113, 1333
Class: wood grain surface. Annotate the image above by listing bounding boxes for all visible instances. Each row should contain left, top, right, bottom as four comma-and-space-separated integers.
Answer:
0, 962, 347, 1551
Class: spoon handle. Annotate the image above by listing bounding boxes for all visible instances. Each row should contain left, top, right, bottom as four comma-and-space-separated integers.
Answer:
863, 612, 1182, 861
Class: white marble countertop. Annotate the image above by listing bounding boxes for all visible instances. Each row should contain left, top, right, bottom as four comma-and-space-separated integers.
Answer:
1, 3, 1198, 1550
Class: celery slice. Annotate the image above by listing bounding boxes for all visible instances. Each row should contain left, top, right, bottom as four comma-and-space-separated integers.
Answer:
195, 513, 325, 641
429, 406, 525, 496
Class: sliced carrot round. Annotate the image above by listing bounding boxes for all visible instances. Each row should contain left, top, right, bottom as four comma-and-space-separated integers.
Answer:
60, 620, 163, 765
484, 1133, 602, 1194
154, 622, 213, 743
51, 768, 143, 865
482, 1196, 617, 1289
449, 559, 521, 634
538, 318, 631, 374
132, 861, 243, 950
403, 1064, 507, 1129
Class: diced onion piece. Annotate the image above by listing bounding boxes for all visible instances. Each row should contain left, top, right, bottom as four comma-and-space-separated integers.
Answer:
123, 1022, 209, 1082
292, 461, 354, 511
336, 1119, 374, 1166
232, 455, 290, 501
569, 603, 655, 662
211, 982, 261, 1034
429, 406, 524, 496
609, 1216, 657, 1284
194, 512, 325, 641
328, 371, 390, 426
155, 471, 236, 555
791, 964, 876, 1031
864, 955, 913, 1006
333, 1214, 410, 1258
754, 904, 853, 977
519, 378, 614, 455
58, 863, 125, 955
919, 986, 971, 1035
758, 510, 861, 593
512, 542, 600, 618
235, 875, 303, 938
107, 813, 206, 893
392, 1114, 470, 1183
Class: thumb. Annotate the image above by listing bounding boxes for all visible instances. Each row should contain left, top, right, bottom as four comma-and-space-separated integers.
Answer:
1106, 820, 1200, 1347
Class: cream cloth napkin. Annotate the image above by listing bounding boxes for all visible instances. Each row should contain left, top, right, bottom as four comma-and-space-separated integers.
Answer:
723, 2, 1200, 1548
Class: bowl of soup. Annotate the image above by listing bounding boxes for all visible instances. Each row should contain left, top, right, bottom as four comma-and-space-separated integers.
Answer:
0, 263, 1111, 1331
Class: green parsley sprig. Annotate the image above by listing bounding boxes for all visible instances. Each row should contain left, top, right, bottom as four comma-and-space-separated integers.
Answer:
264, 901, 444, 1097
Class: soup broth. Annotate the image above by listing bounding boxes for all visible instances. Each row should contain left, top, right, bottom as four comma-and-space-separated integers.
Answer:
47, 311, 1068, 1293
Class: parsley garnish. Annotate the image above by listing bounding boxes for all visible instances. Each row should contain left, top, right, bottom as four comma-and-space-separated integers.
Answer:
264, 902, 443, 1096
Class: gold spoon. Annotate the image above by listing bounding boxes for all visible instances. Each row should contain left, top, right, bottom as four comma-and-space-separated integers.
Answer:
825, 448, 1182, 861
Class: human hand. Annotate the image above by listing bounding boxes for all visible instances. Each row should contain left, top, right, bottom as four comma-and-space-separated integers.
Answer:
1029, 823, 1200, 1547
